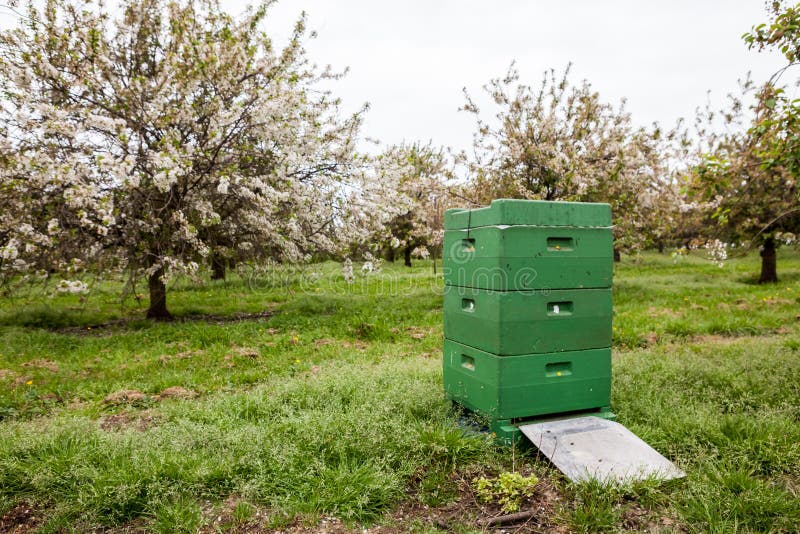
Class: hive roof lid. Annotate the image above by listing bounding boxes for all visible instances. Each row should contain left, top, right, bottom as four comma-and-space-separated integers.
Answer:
445, 199, 611, 229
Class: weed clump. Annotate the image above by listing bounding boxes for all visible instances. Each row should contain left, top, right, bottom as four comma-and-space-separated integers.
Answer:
473, 472, 539, 513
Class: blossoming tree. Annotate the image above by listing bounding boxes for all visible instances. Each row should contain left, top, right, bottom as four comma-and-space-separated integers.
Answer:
459, 64, 675, 259
687, 1, 799, 283
376, 142, 453, 268
0, 0, 403, 317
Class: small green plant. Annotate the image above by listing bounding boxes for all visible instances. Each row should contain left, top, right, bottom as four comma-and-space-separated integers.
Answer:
232, 500, 256, 523
473, 472, 538, 513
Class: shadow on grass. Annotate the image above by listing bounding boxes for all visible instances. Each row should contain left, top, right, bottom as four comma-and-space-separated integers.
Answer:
736, 270, 800, 285
0, 306, 275, 335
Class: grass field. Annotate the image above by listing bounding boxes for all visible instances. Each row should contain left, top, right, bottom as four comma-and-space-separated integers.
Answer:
0, 251, 799, 532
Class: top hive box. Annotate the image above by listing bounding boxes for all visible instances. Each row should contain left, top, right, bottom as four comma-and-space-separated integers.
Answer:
445, 199, 612, 230
444, 199, 613, 291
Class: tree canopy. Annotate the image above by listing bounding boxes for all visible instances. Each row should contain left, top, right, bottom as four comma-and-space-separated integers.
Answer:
686, 0, 800, 282
458, 64, 679, 257
0, 0, 406, 316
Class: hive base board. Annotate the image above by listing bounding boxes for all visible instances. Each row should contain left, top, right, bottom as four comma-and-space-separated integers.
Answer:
492, 408, 617, 446
448, 398, 615, 446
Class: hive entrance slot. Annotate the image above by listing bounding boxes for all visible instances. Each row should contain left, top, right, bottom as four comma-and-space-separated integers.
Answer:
545, 361, 572, 377
547, 237, 574, 251
547, 301, 573, 315
461, 354, 475, 371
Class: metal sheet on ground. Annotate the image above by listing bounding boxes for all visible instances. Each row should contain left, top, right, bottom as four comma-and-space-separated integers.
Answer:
519, 416, 685, 483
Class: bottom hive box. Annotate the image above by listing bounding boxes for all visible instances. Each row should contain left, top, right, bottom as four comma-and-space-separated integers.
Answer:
443, 339, 611, 421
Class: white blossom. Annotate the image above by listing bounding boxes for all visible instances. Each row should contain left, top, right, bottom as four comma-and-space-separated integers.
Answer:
411, 246, 430, 259
217, 178, 229, 195
55, 280, 89, 295
1, 241, 19, 261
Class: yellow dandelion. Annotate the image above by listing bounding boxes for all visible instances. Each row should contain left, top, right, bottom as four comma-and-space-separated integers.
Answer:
26, 380, 33, 386
294, 359, 300, 364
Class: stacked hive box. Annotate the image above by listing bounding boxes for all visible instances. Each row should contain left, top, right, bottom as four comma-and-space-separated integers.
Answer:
442, 199, 614, 443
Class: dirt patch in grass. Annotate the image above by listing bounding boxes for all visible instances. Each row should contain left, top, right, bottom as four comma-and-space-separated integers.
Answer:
278, 470, 567, 533
647, 307, 682, 318
102, 387, 196, 407
10, 375, 33, 389
103, 389, 147, 405
0, 369, 16, 381
340, 340, 369, 351
100, 411, 159, 432
20, 359, 59, 372
421, 470, 564, 533
406, 326, 431, 340
619, 502, 685, 533
154, 386, 197, 400
231, 346, 261, 358
0, 502, 44, 533
644, 332, 659, 346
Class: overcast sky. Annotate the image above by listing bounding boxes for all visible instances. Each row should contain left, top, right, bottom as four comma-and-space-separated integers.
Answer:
250, 0, 788, 153
1, 0, 790, 153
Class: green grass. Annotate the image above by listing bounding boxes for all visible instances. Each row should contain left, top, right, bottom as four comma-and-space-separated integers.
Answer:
0, 251, 799, 532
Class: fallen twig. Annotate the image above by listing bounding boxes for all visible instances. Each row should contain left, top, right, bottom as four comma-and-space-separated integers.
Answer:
479, 510, 537, 527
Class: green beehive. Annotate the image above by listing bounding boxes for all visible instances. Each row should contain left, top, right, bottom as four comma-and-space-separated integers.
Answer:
443, 199, 614, 443
444, 286, 612, 355
443, 200, 613, 291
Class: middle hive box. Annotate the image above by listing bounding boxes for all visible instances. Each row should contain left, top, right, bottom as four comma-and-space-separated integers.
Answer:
444, 286, 612, 355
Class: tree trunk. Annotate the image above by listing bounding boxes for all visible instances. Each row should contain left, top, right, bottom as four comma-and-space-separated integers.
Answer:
657, 240, 665, 254
404, 246, 412, 267
147, 269, 172, 320
210, 253, 226, 280
613, 248, 621, 262
759, 237, 778, 283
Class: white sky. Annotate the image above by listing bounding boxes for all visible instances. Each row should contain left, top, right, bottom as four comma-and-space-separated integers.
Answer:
1, 0, 789, 153
250, 0, 788, 153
